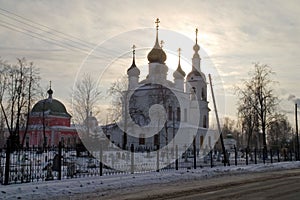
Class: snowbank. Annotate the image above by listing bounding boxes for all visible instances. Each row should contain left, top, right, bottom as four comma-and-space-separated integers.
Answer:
1, 161, 300, 200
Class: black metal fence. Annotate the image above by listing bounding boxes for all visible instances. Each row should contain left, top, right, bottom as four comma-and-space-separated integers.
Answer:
0, 141, 298, 185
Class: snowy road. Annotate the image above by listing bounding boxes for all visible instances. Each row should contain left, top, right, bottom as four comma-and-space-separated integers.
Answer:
103, 168, 300, 200
1, 162, 300, 200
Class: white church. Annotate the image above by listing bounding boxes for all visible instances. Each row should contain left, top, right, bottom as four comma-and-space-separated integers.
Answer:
102, 19, 211, 152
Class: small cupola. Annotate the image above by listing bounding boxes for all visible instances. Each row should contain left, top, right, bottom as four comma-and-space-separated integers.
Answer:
127, 45, 140, 77
173, 48, 186, 79
47, 81, 53, 99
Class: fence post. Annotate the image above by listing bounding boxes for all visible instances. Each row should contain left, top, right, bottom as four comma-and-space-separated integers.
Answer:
245, 148, 248, 165
58, 142, 62, 180
254, 148, 257, 164
130, 144, 134, 174
100, 143, 103, 176
263, 148, 266, 164
193, 139, 196, 169
4, 139, 11, 185
234, 145, 237, 166
175, 145, 178, 170
156, 145, 160, 172
270, 149, 273, 164
0, 149, 2, 183
210, 150, 213, 168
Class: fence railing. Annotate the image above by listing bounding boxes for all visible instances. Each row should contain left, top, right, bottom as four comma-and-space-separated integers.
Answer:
0, 142, 298, 185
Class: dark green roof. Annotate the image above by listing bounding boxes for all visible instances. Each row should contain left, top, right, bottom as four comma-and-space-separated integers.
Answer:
31, 98, 71, 118
226, 134, 234, 139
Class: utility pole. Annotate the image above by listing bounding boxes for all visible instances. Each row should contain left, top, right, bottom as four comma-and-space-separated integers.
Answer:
295, 104, 299, 161
123, 91, 128, 150
172, 111, 175, 158
208, 74, 227, 166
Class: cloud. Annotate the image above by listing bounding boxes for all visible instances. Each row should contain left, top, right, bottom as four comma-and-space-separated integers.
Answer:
288, 94, 296, 101
0, 0, 300, 122
288, 94, 300, 106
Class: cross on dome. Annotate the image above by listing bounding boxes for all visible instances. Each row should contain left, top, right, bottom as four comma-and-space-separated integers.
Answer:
147, 18, 166, 63
155, 18, 160, 30
160, 40, 164, 48
193, 28, 200, 53
132, 44, 136, 55
196, 28, 198, 44
132, 44, 136, 49
127, 44, 140, 77
154, 18, 160, 48
47, 80, 53, 98
177, 47, 182, 67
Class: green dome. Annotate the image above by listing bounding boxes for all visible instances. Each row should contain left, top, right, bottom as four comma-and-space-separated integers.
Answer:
226, 134, 234, 139
31, 98, 71, 117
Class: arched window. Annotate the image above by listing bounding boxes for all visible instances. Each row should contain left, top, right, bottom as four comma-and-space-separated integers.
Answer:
176, 107, 181, 121
200, 135, 204, 148
154, 134, 160, 147
168, 106, 173, 120
139, 134, 145, 145
190, 87, 196, 100
201, 88, 205, 100
26, 136, 30, 148
203, 115, 207, 128
192, 87, 196, 94
61, 137, 64, 146
67, 137, 71, 147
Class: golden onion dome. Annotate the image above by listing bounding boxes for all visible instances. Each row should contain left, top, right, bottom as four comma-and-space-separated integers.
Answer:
147, 18, 167, 64
147, 40, 167, 64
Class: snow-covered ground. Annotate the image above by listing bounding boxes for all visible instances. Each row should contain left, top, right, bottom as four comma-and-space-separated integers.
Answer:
1, 161, 300, 200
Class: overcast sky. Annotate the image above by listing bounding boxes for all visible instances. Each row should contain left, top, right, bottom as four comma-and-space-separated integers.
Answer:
0, 0, 300, 126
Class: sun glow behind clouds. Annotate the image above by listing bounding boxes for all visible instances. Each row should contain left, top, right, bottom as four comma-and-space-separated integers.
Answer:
1, 0, 300, 125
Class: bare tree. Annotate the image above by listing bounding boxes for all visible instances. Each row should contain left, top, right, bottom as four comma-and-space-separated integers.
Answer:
237, 63, 278, 155
267, 113, 293, 150
214, 117, 241, 151
107, 75, 128, 123
0, 58, 41, 150
107, 75, 130, 149
237, 89, 258, 149
222, 117, 242, 146
0, 60, 9, 148
221, 117, 236, 137
71, 73, 102, 124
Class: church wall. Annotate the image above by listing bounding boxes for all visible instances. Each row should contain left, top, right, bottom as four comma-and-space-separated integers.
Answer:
29, 116, 70, 127
101, 23, 212, 154
19, 127, 79, 148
